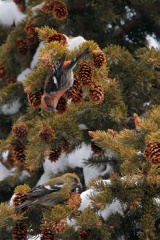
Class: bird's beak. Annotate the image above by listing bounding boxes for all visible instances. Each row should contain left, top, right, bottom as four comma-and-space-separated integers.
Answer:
51, 106, 57, 112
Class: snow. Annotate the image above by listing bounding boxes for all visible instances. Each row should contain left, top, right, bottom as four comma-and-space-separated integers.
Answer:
147, 34, 160, 49
0, 162, 11, 181
67, 144, 92, 168
37, 155, 68, 185
17, 68, 31, 83
79, 188, 123, 220
30, 41, 45, 69
0, 0, 26, 26
99, 200, 123, 220
83, 165, 105, 186
100, 164, 113, 176
37, 144, 92, 185
79, 189, 96, 211
67, 36, 86, 51
79, 124, 88, 130
18, 170, 30, 181
2, 150, 9, 161
32, 2, 44, 14
1, 100, 22, 115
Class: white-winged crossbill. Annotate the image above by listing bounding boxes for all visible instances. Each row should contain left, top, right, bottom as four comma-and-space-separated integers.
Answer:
41, 47, 90, 112
15, 173, 82, 211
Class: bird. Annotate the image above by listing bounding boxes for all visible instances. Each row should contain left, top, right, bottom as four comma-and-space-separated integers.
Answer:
41, 47, 90, 112
15, 173, 82, 211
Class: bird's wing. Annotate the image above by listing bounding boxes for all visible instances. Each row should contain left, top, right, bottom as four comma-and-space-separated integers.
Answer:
28, 179, 65, 198
44, 54, 66, 94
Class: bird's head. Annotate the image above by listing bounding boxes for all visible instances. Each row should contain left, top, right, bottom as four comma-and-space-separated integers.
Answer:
41, 94, 57, 112
63, 173, 82, 192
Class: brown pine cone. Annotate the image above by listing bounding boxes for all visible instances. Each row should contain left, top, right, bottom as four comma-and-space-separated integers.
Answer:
39, 126, 55, 143
0, 65, 6, 79
24, 20, 35, 34
52, 219, 67, 233
12, 123, 28, 139
49, 146, 62, 162
17, 39, 29, 55
89, 83, 104, 104
79, 61, 93, 86
46, 33, 67, 45
6, 151, 15, 169
67, 74, 82, 99
78, 228, 91, 240
67, 192, 81, 209
12, 222, 28, 240
13, 192, 28, 212
56, 96, 68, 114
11, 140, 26, 165
41, 1, 55, 14
41, 225, 55, 240
28, 89, 43, 108
61, 138, 70, 152
92, 50, 106, 69
24, 21, 37, 44
7, 76, 17, 84
72, 89, 84, 105
144, 141, 160, 165
53, 1, 68, 20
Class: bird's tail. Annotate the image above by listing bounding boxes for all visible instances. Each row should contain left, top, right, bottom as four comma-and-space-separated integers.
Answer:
15, 200, 31, 212
65, 47, 90, 70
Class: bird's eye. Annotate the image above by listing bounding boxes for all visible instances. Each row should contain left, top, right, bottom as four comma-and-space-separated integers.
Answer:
74, 177, 78, 183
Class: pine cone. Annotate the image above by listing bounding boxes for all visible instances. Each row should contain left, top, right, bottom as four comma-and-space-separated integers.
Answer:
39, 126, 55, 143
0, 64, 6, 79
89, 83, 104, 104
56, 96, 68, 114
24, 20, 34, 32
79, 61, 93, 86
13, 0, 26, 12
12, 222, 28, 240
13, 192, 28, 212
91, 142, 102, 155
6, 151, 15, 169
12, 123, 28, 139
47, 33, 67, 45
53, 1, 68, 20
28, 89, 43, 108
7, 76, 17, 84
144, 141, 160, 165
52, 219, 67, 233
78, 228, 91, 240
67, 74, 82, 99
41, 225, 55, 240
17, 39, 29, 55
67, 192, 81, 209
92, 50, 106, 69
41, 1, 55, 14
72, 89, 84, 105
25, 21, 36, 44
11, 140, 26, 165
49, 146, 62, 162
61, 138, 70, 152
